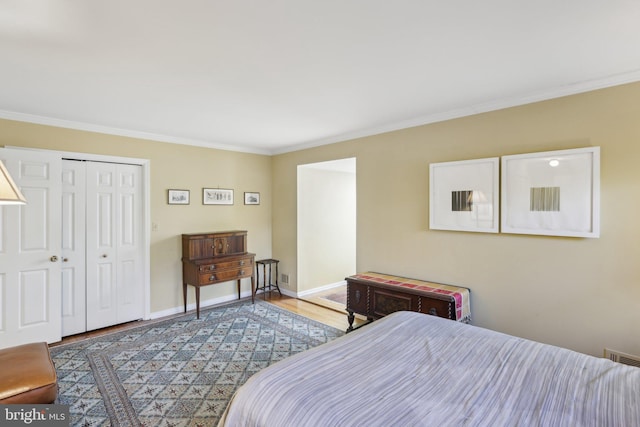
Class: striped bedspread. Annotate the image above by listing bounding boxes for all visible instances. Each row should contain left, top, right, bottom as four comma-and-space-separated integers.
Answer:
220, 311, 640, 427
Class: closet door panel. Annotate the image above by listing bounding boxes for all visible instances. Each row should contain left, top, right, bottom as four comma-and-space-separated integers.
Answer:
86, 163, 118, 330
86, 162, 143, 330
61, 160, 86, 336
116, 165, 144, 323
97, 263, 114, 308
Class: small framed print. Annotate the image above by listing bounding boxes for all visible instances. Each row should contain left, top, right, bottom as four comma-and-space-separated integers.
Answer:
167, 189, 190, 205
244, 192, 260, 205
429, 157, 499, 233
203, 188, 234, 205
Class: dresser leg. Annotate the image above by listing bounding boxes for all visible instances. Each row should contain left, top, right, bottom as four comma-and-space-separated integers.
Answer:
236, 279, 241, 300
195, 287, 200, 319
183, 283, 188, 313
251, 274, 256, 303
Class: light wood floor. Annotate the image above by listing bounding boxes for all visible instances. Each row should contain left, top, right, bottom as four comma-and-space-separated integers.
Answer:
299, 285, 348, 313
53, 292, 365, 346
261, 290, 365, 330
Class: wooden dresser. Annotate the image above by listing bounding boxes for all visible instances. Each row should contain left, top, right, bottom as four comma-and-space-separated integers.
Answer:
182, 230, 255, 318
345, 272, 471, 332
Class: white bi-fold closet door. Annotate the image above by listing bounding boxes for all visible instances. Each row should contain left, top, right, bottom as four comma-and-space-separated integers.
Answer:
62, 159, 144, 336
0, 148, 146, 349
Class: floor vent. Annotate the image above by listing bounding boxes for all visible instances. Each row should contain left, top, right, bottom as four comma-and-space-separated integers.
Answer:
604, 349, 640, 368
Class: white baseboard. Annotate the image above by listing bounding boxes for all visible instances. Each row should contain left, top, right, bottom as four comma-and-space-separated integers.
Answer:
150, 279, 347, 319
277, 287, 297, 298
149, 286, 301, 319
296, 280, 346, 298
149, 290, 254, 320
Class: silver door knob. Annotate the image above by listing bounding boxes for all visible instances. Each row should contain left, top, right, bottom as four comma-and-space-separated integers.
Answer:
50, 255, 58, 262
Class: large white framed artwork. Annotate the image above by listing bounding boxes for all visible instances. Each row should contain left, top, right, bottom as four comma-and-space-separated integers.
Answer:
501, 147, 600, 238
429, 157, 499, 233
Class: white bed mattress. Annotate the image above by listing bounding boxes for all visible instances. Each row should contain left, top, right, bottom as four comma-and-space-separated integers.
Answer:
220, 311, 640, 426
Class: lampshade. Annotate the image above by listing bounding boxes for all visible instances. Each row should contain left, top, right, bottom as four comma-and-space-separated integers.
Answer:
0, 160, 27, 205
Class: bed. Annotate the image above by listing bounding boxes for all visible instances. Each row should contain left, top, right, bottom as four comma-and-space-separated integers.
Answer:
219, 311, 640, 426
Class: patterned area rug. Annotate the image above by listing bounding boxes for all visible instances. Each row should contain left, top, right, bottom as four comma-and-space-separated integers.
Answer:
50, 299, 344, 426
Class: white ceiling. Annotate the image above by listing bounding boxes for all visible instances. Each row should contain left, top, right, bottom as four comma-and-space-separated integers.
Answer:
1, 1, 640, 155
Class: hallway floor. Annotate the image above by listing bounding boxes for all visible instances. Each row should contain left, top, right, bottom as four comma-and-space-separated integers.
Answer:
300, 285, 347, 314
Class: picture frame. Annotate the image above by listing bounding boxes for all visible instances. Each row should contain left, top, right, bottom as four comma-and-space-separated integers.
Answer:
244, 192, 260, 205
501, 147, 600, 238
203, 188, 234, 205
429, 157, 499, 233
167, 189, 190, 205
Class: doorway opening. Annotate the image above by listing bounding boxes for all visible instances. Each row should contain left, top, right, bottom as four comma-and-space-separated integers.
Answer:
297, 158, 356, 310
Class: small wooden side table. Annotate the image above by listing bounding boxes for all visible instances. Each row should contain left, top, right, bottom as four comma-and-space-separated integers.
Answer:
255, 259, 281, 299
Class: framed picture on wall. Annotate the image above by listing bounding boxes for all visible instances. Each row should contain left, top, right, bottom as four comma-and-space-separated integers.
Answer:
501, 147, 600, 238
203, 188, 234, 205
167, 189, 190, 205
429, 157, 499, 233
244, 192, 260, 205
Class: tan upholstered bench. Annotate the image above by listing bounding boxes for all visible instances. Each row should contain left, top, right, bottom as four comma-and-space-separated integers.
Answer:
0, 342, 58, 404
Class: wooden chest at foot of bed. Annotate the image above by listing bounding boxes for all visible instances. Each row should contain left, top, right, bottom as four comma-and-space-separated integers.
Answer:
345, 272, 470, 332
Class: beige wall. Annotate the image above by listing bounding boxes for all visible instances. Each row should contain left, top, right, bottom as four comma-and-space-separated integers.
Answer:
0, 119, 272, 314
2, 81, 639, 357
273, 82, 640, 357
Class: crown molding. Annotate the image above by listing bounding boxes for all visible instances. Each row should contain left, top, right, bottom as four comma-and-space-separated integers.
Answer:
272, 69, 640, 154
2, 69, 640, 156
0, 110, 272, 156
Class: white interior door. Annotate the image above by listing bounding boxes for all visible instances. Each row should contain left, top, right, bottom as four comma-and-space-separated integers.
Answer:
0, 149, 62, 349
114, 164, 144, 324
61, 160, 87, 336
86, 162, 118, 330
86, 162, 143, 330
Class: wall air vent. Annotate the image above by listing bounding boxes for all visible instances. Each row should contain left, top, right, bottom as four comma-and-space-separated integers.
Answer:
604, 348, 640, 368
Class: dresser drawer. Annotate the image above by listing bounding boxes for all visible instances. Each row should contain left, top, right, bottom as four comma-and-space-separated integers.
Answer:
419, 296, 453, 319
198, 256, 253, 272
199, 266, 252, 284
371, 287, 414, 317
